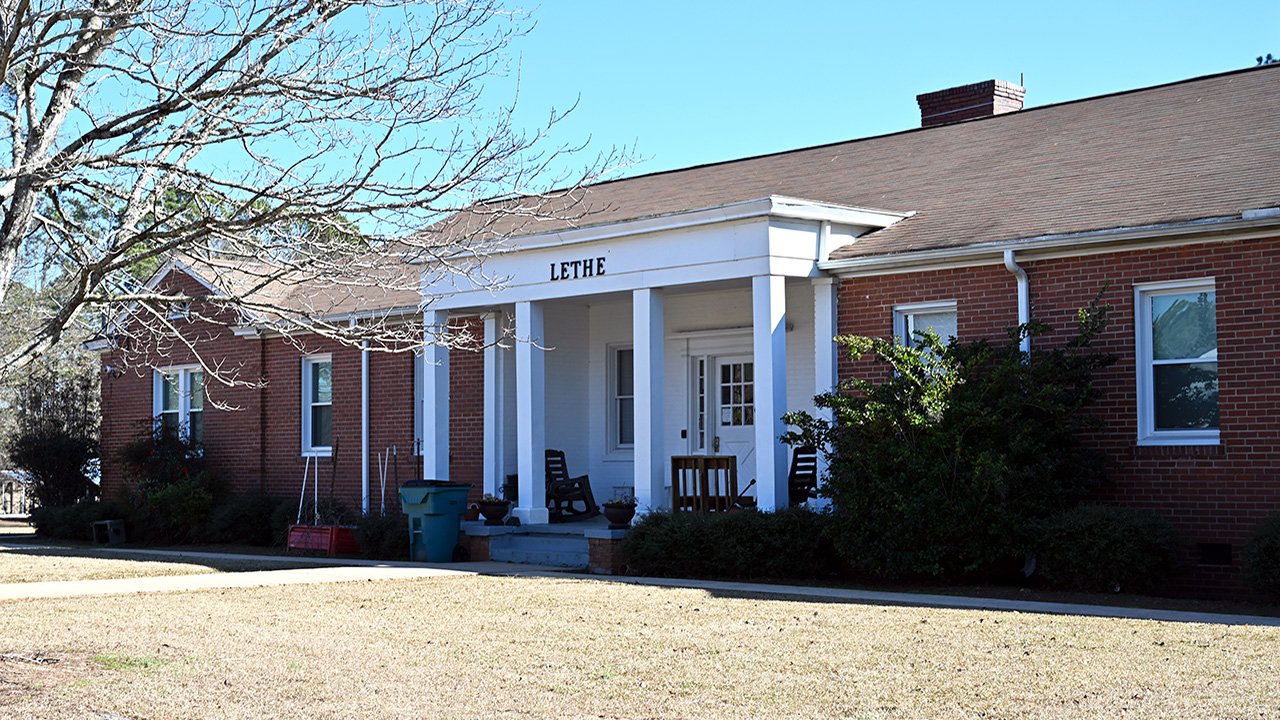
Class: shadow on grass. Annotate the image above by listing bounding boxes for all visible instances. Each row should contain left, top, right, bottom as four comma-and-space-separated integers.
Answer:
0, 540, 334, 575
565, 573, 1280, 626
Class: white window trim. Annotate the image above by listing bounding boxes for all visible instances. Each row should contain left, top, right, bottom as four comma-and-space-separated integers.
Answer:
893, 301, 958, 346
152, 365, 203, 443
412, 350, 424, 456
1134, 277, 1219, 446
302, 354, 333, 456
606, 344, 634, 457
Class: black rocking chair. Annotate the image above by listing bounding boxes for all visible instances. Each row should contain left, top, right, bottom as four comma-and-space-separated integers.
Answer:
545, 449, 600, 523
788, 445, 819, 506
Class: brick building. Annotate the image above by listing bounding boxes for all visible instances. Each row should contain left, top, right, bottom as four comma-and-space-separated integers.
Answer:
98, 65, 1280, 592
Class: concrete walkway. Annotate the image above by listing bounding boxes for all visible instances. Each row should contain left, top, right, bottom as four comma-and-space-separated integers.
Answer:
2, 539, 1278, 626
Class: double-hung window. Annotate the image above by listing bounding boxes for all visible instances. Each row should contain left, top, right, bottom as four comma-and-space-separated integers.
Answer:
894, 301, 958, 348
1135, 279, 1219, 445
609, 346, 634, 451
154, 367, 204, 444
302, 356, 333, 455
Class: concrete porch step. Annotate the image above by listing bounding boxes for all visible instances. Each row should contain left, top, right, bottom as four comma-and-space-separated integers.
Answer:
488, 532, 589, 569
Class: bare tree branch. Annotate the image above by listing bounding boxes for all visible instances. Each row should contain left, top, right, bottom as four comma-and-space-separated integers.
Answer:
0, 0, 628, 382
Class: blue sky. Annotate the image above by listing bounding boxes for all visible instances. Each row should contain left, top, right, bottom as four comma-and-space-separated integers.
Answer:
498, 0, 1280, 179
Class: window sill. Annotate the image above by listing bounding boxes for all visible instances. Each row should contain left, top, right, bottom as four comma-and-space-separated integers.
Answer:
301, 449, 333, 458
1133, 444, 1223, 457
602, 449, 634, 463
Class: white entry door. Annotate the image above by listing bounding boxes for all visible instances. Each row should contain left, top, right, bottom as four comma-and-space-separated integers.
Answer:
712, 354, 755, 493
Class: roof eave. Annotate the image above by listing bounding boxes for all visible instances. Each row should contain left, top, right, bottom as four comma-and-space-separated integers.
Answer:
818, 210, 1280, 277
440, 195, 911, 260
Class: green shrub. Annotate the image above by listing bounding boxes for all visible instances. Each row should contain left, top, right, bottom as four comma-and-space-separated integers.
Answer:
134, 477, 213, 544
354, 513, 409, 561
1244, 515, 1280, 601
31, 500, 122, 540
784, 299, 1116, 581
117, 424, 224, 544
1036, 505, 1187, 594
620, 507, 837, 580
207, 494, 284, 546
118, 422, 212, 489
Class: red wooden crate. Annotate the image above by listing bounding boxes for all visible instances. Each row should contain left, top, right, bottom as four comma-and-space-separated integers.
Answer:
287, 525, 360, 556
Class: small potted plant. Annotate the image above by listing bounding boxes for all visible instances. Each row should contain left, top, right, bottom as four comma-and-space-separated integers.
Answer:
477, 493, 510, 526
601, 493, 638, 529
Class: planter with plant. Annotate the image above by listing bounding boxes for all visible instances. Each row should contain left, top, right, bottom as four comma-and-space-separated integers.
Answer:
602, 494, 638, 529
477, 494, 510, 526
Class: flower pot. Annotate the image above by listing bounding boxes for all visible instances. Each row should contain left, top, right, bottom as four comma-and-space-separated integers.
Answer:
601, 502, 637, 529
478, 501, 510, 526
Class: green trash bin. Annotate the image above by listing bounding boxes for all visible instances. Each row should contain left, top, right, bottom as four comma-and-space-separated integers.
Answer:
399, 480, 473, 562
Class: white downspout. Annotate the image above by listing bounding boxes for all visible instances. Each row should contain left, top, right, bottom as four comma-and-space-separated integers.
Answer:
1003, 250, 1031, 354
358, 320, 370, 515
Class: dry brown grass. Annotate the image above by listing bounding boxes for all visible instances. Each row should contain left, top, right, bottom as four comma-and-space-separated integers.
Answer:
0, 573, 1277, 719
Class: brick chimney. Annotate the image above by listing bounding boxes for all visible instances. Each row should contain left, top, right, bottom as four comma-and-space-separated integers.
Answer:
916, 79, 1025, 127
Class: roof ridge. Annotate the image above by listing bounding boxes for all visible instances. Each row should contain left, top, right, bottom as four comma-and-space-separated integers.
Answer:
581, 63, 1280, 189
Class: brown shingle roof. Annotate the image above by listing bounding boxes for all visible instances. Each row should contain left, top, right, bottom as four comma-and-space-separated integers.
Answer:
463, 64, 1280, 260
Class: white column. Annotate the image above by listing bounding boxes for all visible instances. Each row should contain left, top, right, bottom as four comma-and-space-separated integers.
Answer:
482, 312, 505, 497
421, 310, 450, 481
515, 301, 549, 524
812, 277, 838, 504
633, 288, 665, 511
753, 275, 788, 510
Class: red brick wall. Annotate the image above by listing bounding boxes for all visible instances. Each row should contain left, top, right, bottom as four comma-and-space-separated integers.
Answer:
835, 236, 1280, 595
98, 269, 484, 514
448, 317, 486, 503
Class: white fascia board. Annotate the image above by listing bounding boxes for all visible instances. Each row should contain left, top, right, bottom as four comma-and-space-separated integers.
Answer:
471, 195, 908, 256
83, 338, 112, 353
819, 212, 1280, 277
316, 305, 424, 325
231, 306, 424, 341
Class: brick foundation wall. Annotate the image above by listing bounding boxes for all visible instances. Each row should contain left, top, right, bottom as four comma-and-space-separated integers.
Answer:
588, 535, 628, 575
835, 236, 1280, 596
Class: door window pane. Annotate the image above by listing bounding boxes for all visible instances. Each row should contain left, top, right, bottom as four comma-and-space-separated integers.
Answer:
719, 361, 754, 427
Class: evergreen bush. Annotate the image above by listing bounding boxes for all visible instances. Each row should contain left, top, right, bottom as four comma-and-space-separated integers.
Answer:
1036, 505, 1187, 594
117, 424, 223, 543
1244, 515, 1280, 601
354, 513, 410, 561
207, 494, 284, 546
31, 500, 122, 540
620, 507, 836, 579
784, 298, 1116, 581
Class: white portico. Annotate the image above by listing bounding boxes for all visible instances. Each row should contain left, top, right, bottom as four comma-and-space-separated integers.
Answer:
420, 196, 906, 523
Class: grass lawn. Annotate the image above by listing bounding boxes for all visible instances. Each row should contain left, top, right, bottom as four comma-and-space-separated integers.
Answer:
1, 571, 1277, 719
